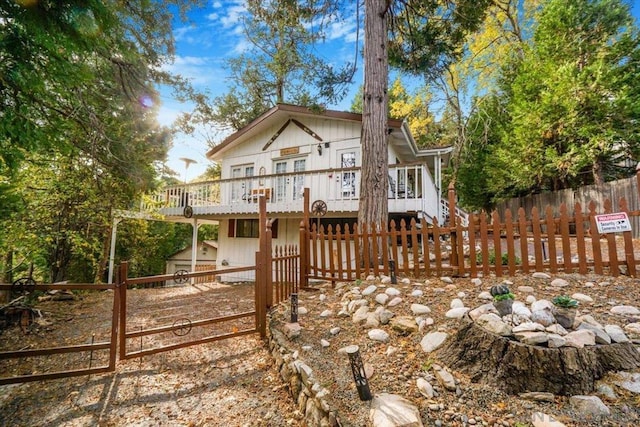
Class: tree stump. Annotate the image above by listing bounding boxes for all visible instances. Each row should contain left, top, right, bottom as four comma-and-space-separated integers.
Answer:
438, 321, 640, 396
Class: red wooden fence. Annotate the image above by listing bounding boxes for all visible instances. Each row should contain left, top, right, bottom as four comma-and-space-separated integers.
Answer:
302, 196, 640, 283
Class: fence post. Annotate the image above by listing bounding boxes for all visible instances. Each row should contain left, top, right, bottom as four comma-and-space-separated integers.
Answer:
118, 261, 128, 360
256, 195, 270, 337
299, 221, 309, 289
300, 188, 310, 289
258, 196, 273, 308
255, 251, 265, 337
636, 163, 640, 199
448, 183, 459, 271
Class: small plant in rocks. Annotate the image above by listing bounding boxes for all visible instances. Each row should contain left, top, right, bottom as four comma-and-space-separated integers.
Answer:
552, 295, 578, 329
552, 295, 578, 308
493, 292, 515, 302
491, 284, 515, 316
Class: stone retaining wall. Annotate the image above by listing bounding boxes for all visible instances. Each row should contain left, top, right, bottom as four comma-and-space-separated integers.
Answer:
267, 318, 341, 427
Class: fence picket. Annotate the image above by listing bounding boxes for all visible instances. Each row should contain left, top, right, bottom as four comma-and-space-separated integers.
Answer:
327, 225, 336, 283
432, 218, 443, 276
531, 207, 543, 270
456, 218, 466, 277
362, 223, 371, 276
560, 204, 572, 273
604, 199, 619, 276
311, 223, 319, 278
468, 213, 477, 277
545, 206, 557, 273
574, 203, 588, 274
319, 225, 328, 278
372, 223, 380, 277
399, 220, 409, 275
380, 222, 390, 276
504, 209, 516, 276
336, 225, 344, 280
411, 218, 420, 277
620, 198, 637, 277
354, 224, 362, 279
479, 212, 490, 277
492, 211, 502, 276
390, 220, 398, 274
589, 201, 604, 274
518, 208, 529, 273
420, 218, 431, 276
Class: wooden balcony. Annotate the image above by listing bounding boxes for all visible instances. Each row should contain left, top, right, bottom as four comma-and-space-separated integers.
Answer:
144, 164, 441, 221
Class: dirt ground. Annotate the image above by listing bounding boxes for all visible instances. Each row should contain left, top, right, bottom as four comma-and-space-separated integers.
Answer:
0, 283, 302, 427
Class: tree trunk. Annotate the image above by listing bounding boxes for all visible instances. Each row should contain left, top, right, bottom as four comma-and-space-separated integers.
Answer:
592, 159, 605, 186
438, 321, 640, 396
3, 250, 12, 283
95, 226, 112, 283
359, 0, 389, 228
1, 250, 12, 303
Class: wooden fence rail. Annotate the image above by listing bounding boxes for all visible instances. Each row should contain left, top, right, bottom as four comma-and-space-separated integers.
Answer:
302, 197, 640, 282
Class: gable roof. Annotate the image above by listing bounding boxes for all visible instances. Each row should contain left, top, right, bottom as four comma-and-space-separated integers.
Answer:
206, 103, 405, 161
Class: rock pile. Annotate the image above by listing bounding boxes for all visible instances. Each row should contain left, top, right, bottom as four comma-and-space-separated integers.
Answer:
468, 288, 635, 349
269, 273, 640, 427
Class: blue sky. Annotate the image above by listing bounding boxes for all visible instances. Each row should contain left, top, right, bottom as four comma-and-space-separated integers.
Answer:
157, 1, 362, 180
158, 0, 640, 181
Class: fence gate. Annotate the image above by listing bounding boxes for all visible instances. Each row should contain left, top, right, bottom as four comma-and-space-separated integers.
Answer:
118, 263, 263, 360
117, 196, 282, 360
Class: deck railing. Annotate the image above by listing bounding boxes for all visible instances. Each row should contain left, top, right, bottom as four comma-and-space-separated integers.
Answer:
143, 163, 438, 218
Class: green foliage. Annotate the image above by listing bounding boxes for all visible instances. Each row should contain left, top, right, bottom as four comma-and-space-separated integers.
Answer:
421, 358, 434, 371
190, 0, 354, 132
552, 295, 579, 308
456, 0, 640, 203
493, 292, 515, 302
388, 0, 492, 78
0, 1, 203, 282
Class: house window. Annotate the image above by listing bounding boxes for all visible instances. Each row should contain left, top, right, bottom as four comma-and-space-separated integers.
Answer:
228, 219, 278, 238
338, 150, 357, 198
237, 219, 260, 238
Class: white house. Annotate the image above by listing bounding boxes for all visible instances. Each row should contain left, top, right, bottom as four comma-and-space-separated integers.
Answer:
142, 104, 453, 282
165, 240, 217, 275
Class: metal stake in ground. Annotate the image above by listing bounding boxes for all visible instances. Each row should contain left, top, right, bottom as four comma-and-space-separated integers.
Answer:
345, 345, 372, 401
389, 259, 397, 284
290, 293, 298, 323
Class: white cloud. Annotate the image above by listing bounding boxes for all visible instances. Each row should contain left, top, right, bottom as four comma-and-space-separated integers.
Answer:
325, 19, 358, 42
161, 55, 226, 87
208, 1, 247, 29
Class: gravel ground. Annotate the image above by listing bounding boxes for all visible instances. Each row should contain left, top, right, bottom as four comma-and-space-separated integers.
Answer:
269, 272, 640, 427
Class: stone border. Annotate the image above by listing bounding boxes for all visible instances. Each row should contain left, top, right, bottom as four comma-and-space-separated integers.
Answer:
267, 316, 342, 427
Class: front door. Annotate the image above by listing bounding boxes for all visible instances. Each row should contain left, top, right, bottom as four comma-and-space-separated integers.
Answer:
274, 158, 306, 202
337, 149, 358, 199
231, 164, 254, 202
